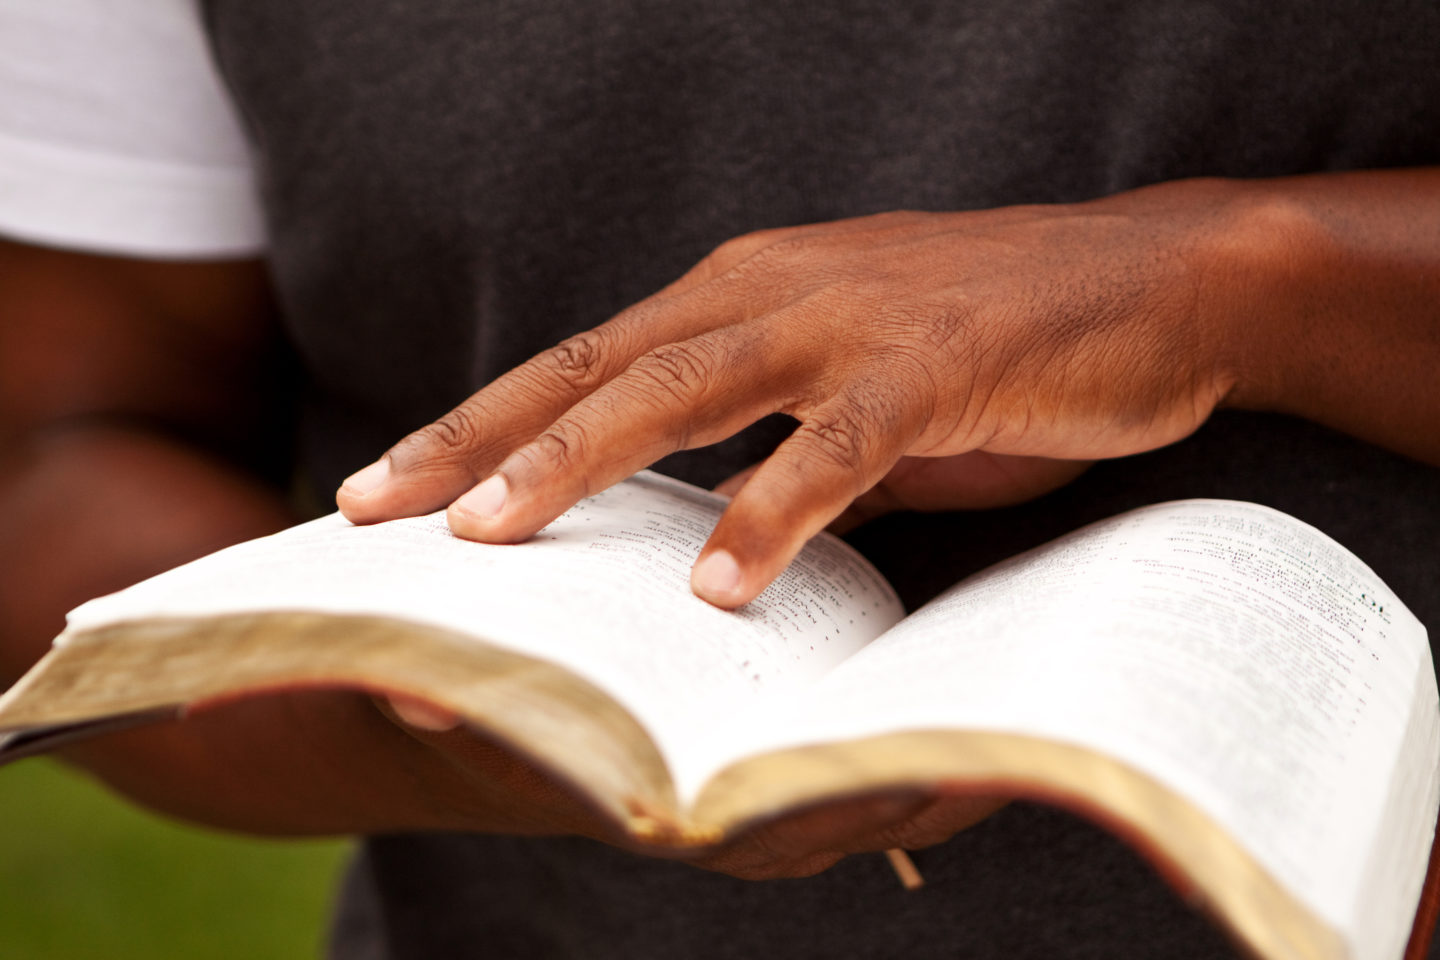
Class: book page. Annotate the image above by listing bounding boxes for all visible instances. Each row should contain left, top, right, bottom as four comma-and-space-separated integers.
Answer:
58, 471, 904, 778
728, 500, 1435, 960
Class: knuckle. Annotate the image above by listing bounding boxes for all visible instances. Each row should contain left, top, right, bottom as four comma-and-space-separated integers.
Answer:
851, 369, 923, 428
630, 340, 716, 403
399, 410, 483, 461
796, 409, 868, 472
518, 420, 598, 492
540, 331, 612, 394
527, 427, 582, 471
707, 229, 816, 284
867, 299, 970, 355
742, 233, 815, 272
712, 227, 786, 263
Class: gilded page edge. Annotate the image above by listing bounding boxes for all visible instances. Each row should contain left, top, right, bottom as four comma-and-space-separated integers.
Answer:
692, 730, 1346, 960
0, 612, 679, 831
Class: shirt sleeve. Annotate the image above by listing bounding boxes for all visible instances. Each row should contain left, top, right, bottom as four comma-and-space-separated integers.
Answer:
0, 0, 266, 259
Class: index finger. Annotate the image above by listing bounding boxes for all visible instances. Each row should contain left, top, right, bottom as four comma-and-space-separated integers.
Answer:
335, 286, 742, 524
336, 216, 909, 523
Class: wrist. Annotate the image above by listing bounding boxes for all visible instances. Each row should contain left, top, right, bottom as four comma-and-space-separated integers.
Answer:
1199, 169, 1440, 464
1196, 177, 1342, 416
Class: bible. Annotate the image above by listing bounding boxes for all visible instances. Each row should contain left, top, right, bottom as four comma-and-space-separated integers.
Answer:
1, 471, 1435, 960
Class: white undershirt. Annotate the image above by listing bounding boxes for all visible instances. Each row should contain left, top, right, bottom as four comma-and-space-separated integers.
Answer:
0, 0, 265, 259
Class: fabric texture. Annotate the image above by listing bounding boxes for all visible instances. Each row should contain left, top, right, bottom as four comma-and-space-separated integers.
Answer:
187, 1, 1440, 956
0, 0, 263, 257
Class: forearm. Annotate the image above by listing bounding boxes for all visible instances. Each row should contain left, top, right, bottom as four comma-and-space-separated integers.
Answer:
0, 423, 602, 836
0, 242, 587, 836
0, 424, 292, 682
0, 423, 310, 827
1214, 167, 1440, 464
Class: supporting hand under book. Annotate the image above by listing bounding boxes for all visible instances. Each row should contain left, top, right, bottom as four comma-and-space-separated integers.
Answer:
386, 695, 1004, 881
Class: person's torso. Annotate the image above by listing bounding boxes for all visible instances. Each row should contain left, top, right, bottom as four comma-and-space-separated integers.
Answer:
200, 3, 1440, 957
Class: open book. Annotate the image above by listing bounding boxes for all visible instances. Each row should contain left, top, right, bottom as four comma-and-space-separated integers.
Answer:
1, 471, 1436, 960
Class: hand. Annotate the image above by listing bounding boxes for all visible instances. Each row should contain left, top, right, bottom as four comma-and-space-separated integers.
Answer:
386, 695, 1004, 880
338, 178, 1258, 606
681, 789, 1006, 880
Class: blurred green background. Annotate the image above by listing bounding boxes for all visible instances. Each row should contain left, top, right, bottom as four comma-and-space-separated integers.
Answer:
0, 757, 349, 960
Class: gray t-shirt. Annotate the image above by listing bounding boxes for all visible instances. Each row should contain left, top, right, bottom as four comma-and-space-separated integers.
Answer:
199, 1, 1440, 955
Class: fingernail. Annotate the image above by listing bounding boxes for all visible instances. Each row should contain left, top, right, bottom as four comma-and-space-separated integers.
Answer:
340, 458, 390, 498
692, 550, 742, 602
387, 695, 462, 732
456, 474, 508, 519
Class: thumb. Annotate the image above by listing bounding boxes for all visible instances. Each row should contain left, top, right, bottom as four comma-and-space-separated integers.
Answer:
381, 693, 463, 732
